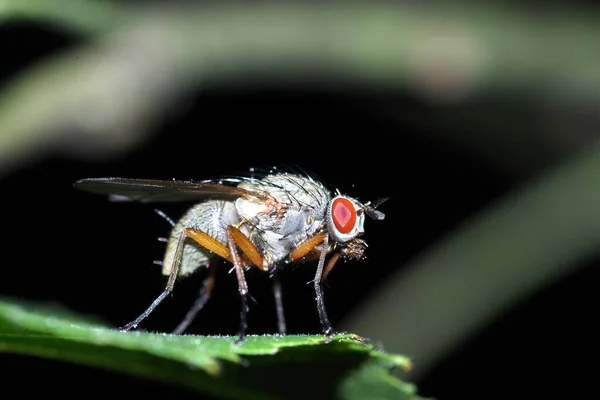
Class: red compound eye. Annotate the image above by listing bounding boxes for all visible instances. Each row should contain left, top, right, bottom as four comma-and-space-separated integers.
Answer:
331, 197, 357, 234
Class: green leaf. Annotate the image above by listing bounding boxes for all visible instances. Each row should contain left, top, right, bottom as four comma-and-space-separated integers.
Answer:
0, 299, 424, 400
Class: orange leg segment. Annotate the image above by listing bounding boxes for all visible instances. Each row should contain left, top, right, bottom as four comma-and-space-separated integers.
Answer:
289, 232, 328, 261
227, 226, 264, 270
186, 228, 232, 263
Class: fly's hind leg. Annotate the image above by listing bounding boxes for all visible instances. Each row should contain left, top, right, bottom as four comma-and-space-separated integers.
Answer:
120, 227, 231, 331
171, 264, 217, 335
289, 232, 337, 338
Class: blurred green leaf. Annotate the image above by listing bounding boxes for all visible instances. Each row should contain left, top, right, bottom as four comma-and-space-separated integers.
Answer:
0, 0, 124, 34
0, 299, 422, 400
1, 2, 599, 174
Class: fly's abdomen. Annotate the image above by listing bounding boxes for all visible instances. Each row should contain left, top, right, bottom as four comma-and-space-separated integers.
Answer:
161, 200, 240, 276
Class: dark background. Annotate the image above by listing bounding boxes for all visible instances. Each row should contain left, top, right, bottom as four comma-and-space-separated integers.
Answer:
1, 13, 598, 400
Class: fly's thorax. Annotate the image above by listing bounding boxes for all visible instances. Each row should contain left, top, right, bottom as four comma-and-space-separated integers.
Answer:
162, 200, 240, 277
236, 196, 326, 266
270, 206, 327, 262
326, 195, 366, 244
238, 173, 330, 215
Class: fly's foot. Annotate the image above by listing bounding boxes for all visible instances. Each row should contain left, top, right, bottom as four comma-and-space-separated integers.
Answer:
118, 322, 137, 332
234, 333, 246, 346
323, 327, 337, 343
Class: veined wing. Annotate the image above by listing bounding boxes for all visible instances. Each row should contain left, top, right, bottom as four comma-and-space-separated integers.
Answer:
73, 177, 270, 203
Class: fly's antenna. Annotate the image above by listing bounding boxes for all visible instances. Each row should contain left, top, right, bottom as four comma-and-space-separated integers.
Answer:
363, 197, 390, 220
154, 208, 175, 227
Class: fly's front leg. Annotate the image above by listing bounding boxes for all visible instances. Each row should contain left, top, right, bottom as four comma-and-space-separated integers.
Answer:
121, 227, 231, 332
313, 234, 335, 337
272, 272, 286, 335
289, 232, 336, 337
317, 251, 368, 344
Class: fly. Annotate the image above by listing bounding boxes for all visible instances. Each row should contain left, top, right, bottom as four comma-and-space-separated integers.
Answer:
73, 170, 386, 341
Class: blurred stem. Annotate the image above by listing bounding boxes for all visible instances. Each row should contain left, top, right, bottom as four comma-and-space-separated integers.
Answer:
0, 0, 125, 34
0, 2, 599, 173
342, 143, 600, 378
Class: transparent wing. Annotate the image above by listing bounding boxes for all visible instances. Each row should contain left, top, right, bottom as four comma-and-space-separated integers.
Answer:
73, 177, 269, 203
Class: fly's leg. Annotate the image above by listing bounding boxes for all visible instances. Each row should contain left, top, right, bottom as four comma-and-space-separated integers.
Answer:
288, 232, 336, 337
228, 235, 248, 344
120, 227, 232, 331
313, 234, 335, 337
225, 225, 265, 344
171, 265, 217, 335
121, 222, 264, 340
317, 251, 368, 344
272, 272, 286, 335
289, 232, 327, 261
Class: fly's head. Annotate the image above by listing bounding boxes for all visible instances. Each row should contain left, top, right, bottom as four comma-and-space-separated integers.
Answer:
325, 195, 386, 260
